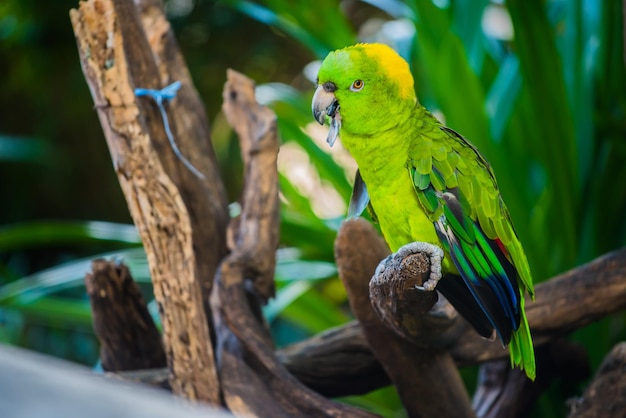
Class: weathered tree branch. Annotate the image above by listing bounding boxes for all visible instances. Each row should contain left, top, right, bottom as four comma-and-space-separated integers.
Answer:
134, 0, 229, 305
221, 69, 278, 301
568, 342, 626, 418
276, 320, 390, 397
70, 0, 225, 403
210, 71, 377, 417
85, 259, 166, 372
472, 339, 589, 418
279, 220, 626, 397
336, 219, 475, 418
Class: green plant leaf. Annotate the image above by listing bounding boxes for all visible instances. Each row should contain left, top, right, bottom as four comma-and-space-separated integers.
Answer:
278, 287, 350, 334
0, 248, 149, 305
275, 259, 337, 282
0, 221, 141, 252
264, 280, 311, 322
506, 0, 579, 272
1, 297, 93, 326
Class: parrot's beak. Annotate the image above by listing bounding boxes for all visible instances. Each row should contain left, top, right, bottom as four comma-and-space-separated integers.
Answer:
312, 83, 341, 147
312, 84, 338, 124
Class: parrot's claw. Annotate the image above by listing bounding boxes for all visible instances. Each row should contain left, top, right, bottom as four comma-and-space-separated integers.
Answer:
395, 241, 444, 292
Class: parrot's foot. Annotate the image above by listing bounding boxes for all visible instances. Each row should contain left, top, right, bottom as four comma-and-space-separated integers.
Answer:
395, 242, 444, 291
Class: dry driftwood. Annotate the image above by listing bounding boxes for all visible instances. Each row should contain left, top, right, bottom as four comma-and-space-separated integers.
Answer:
336, 219, 475, 418
568, 342, 626, 418
279, 222, 626, 397
133, 0, 230, 308
85, 259, 166, 372
209, 70, 377, 417
71, 0, 226, 403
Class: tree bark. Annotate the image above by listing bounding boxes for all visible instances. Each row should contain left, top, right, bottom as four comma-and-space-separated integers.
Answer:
473, 339, 589, 418
85, 259, 166, 372
568, 342, 626, 418
276, 320, 390, 397
70, 0, 226, 403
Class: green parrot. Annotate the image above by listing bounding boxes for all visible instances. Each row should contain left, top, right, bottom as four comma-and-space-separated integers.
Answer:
312, 43, 536, 380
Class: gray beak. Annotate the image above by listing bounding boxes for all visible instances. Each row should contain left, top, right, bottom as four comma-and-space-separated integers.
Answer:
312, 83, 341, 147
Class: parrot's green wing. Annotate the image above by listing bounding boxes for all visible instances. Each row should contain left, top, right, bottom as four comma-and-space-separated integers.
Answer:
409, 125, 535, 380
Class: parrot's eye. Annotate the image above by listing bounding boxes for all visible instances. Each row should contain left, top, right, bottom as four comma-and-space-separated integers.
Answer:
350, 79, 364, 92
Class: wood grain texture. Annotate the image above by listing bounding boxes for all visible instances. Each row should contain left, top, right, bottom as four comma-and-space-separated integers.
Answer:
135, 0, 229, 303
70, 0, 225, 403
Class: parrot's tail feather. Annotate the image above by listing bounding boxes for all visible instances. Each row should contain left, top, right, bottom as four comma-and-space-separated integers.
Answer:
509, 298, 536, 380
437, 274, 496, 340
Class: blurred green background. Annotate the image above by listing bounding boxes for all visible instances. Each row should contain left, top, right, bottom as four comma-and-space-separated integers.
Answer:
0, 0, 624, 416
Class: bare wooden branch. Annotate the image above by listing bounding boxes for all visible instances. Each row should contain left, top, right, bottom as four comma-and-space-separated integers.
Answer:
277, 321, 390, 397
336, 219, 475, 418
85, 259, 166, 372
210, 71, 378, 418
279, 235, 626, 397
568, 342, 626, 418
70, 0, 225, 403
473, 339, 589, 418
221, 69, 279, 300
135, 0, 229, 303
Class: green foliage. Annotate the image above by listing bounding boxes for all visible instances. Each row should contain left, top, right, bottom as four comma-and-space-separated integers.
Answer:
0, 1, 624, 417
219, 0, 355, 56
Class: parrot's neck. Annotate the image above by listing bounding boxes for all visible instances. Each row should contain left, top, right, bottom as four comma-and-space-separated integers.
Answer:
343, 131, 407, 188
340, 105, 425, 189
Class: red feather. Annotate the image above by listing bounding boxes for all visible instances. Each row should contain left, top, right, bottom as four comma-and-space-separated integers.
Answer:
495, 238, 512, 262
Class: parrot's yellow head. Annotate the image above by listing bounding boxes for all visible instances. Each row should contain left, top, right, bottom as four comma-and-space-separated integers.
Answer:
312, 43, 417, 146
